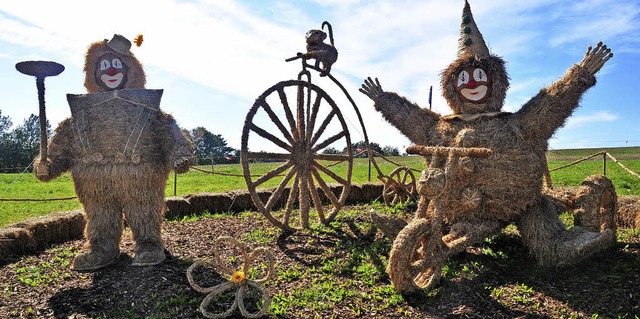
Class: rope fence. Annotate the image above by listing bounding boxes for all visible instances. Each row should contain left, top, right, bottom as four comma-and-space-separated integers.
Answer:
2, 150, 638, 202
545, 150, 640, 189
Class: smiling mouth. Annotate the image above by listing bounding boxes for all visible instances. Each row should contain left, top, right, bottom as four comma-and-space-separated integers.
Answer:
108, 79, 118, 82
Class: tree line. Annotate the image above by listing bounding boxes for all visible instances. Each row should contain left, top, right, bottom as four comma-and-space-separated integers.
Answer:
0, 111, 238, 172
0, 111, 402, 172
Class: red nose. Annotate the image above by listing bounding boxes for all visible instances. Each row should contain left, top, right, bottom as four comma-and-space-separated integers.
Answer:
106, 67, 117, 76
466, 80, 478, 89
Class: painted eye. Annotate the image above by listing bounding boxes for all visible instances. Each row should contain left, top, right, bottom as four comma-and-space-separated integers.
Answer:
112, 58, 123, 69
473, 68, 487, 82
457, 70, 469, 87
99, 59, 111, 70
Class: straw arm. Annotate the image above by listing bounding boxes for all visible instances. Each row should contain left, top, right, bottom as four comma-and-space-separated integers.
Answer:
360, 77, 439, 145
33, 119, 75, 182
515, 63, 596, 142
159, 113, 195, 173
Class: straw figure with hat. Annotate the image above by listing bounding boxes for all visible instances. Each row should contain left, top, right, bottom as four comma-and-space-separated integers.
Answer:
361, 0, 616, 272
34, 34, 195, 271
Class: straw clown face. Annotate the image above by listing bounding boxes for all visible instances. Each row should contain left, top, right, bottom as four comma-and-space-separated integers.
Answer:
95, 53, 129, 90
83, 34, 146, 93
454, 66, 491, 103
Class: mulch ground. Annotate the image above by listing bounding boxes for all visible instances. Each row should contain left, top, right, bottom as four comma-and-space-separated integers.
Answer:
0, 204, 639, 319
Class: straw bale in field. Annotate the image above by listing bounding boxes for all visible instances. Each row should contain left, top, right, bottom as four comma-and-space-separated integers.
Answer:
0, 211, 84, 259
617, 196, 640, 229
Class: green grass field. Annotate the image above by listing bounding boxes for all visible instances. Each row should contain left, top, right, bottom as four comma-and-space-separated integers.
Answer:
1, 148, 639, 227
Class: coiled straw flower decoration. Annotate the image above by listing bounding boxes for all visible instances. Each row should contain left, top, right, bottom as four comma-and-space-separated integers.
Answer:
187, 236, 274, 318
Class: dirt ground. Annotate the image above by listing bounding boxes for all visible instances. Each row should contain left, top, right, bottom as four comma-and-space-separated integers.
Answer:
0, 204, 639, 319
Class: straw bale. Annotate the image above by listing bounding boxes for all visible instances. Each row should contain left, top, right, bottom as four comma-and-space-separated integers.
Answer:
165, 196, 192, 219
573, 175, 617, 232
617, 196, 640, 229
0, 210, 84, 259
186, 193, 233, 215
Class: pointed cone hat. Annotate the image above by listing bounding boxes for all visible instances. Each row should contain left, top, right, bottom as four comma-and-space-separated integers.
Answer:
458, 0, 490, 58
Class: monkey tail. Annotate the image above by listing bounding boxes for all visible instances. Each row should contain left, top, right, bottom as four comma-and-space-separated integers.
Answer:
322, 21, 335, 46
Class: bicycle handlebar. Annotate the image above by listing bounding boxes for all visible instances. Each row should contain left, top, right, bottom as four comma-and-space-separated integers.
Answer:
406, 145, 493, 159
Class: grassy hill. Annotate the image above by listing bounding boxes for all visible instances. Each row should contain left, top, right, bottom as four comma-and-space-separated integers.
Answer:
546, 146, 640, 161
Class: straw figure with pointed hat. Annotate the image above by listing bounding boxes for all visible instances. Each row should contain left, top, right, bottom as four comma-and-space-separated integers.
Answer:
34, 34, 195, 271
361, 0, 617, 288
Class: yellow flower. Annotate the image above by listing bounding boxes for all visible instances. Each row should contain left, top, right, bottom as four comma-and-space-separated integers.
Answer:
187, 236, 274, 318
231, 271, 246, 284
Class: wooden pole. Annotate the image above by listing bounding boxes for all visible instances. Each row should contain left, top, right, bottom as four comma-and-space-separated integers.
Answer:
36, 77, 48, 161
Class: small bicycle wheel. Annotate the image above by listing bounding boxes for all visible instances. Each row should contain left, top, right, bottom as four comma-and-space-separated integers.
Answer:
383, 166, 417, 206
241, 80, 353, 231
387, 218, 447, 293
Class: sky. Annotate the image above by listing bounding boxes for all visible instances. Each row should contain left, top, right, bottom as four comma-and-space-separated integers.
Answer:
0, 0, 639, 153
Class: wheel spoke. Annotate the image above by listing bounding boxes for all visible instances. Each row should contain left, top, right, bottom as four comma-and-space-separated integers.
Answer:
385, 186, 398, 196
312, 131, 346, 153
402, 170, 410, 184
298, 171, 311, 228
313, 153, 349, 162
265, 166, 298, 212
296, 84, 307, 143
250, 123, 293, 152
251, 160, 293, 187
312, 160, 348, 186
311, 167, 341, 209
306, 93, 323, 144
259, 100, 295, 145
308, 176, 326, 223
277, 87, 299, 142
283, 174, 300, 228
310, 110, 336, 147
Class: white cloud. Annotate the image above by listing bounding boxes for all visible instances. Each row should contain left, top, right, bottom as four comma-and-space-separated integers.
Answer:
564, 111, 617, 128
0, 0, 636, 151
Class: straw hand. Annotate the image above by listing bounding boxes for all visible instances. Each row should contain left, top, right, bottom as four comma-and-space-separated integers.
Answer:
579, 42, 613, 75
359, 77, 384, 102
34, 162, 49, 178
173, 156, 192, 174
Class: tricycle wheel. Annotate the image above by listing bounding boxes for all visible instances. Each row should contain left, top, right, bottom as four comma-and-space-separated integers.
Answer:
387, 218, 447, 293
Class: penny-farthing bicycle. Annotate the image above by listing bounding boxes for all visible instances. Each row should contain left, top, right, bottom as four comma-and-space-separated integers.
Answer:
241, 21, 416, 231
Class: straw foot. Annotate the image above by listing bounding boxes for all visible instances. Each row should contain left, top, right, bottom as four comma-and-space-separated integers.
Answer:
72, 249, 120, 272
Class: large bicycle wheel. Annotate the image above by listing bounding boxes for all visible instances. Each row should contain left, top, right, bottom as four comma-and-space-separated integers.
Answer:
387, 218, 447, 293
241, 80, 353, 231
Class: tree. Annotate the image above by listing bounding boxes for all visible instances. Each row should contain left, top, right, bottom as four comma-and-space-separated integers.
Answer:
0, 110, 11, 134
382, 145, 400, 156
0, 111, 13, 171
190, 127, 235, 165
0, 114, 49, 172
321, 147, 340, 154
343, 141, 383, 158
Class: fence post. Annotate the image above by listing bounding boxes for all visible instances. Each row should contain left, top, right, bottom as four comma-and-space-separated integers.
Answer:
368, 153, 371, 182
173, 170, 177, 196
603, 152, 607, 176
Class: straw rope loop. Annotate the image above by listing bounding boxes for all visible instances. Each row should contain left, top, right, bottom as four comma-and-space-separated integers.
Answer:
186, 236, 275, 318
